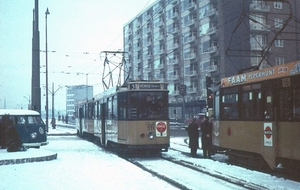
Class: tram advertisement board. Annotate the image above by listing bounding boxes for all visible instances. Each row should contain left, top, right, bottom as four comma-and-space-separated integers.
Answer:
221, 60, 300, 87
264, 123, 273, 147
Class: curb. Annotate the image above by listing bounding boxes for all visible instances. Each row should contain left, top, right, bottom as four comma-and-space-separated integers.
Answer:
0, 151, 57, 166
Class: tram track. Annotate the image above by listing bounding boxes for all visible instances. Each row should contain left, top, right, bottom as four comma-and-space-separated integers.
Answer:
122, 151, 267, 190
169, 139, 300, 185
161, 149, 268, 190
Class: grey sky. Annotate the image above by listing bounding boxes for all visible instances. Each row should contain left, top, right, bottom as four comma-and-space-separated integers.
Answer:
0, 0, 155, 111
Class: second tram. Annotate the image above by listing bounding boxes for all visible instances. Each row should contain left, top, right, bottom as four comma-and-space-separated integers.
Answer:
213, 60, 300, 170
75, 80, 170, 152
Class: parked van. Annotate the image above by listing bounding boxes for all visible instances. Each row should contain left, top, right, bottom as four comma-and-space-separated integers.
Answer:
0, 109, 48, 148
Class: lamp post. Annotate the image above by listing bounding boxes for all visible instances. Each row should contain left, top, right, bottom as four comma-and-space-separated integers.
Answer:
45, 8, 50, 131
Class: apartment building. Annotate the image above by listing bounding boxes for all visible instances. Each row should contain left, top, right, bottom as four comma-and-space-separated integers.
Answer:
123, 0, 300, 121
66, 85, 93, 118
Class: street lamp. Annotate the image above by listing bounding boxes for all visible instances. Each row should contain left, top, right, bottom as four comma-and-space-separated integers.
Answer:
45, 8, 50, 131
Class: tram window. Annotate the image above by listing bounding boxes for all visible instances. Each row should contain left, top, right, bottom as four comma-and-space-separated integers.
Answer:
139, 92, 167, 119
118, 93, 127, 120
112, 96, 118, 119
264, 90, 274, 120
88, 102, 94, 119
107, 97, 112, 119
278, 90, 292, 121
241, 90, 262, 120
221, 93, 238, 120
293, 89, 300, 121
129, 92, 138, 119
214, 91, 220, 120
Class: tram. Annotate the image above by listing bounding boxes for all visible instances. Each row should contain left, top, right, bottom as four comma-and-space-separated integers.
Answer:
213, 60, 300, 170
75, 80, 170, 152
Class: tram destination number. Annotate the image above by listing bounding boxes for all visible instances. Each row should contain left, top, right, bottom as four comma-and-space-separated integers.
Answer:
282, 77, 290, 87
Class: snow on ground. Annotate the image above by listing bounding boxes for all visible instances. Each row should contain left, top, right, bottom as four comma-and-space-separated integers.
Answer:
1, 123, 300, 190
0, 135, 177, 190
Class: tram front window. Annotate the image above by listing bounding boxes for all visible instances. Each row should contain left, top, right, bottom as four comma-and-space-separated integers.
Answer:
128, 92, 167, 119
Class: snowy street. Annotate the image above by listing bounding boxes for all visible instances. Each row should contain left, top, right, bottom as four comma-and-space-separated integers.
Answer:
1, 125, 300, 189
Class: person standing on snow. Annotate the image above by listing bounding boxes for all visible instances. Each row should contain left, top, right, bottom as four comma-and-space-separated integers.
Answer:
186, 118, 199, 157
201, 116, 212, 158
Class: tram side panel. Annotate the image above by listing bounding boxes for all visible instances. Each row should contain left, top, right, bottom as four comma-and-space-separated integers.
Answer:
277, 122, 300, 165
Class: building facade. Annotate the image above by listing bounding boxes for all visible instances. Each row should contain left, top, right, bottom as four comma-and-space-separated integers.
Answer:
66, 85, 93, 118
123, 0, 300, 121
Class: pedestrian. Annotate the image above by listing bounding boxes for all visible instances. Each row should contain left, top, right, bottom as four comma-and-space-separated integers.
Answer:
201, 116, 212, 158
186, 118, 199, 157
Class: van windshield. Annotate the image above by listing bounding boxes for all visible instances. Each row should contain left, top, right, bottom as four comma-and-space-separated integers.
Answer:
28, 116, 44, 124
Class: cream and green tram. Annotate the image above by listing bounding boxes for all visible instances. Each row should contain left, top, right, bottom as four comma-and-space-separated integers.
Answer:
76, 80, 170, 152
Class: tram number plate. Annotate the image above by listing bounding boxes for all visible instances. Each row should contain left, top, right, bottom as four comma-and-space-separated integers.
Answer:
282, 77, 290, 87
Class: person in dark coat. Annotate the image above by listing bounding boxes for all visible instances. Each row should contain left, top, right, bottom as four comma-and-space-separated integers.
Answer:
187, 118, 199, 157
201, 116, 212, 158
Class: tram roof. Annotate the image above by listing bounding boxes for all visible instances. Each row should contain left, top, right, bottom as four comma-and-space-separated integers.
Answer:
221, 60, 300, 88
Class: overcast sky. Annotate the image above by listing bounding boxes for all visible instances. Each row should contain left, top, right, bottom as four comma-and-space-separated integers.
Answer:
0, 0, 156, 111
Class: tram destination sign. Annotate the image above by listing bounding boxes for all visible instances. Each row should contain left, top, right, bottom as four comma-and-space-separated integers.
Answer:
139, 83, 161, 89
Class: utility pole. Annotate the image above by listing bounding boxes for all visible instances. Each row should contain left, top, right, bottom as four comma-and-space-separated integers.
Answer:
31, 0, 41, 113
50, 83, 62, 129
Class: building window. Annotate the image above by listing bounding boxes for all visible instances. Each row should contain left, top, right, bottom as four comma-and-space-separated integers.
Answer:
275, 39, 284, 47
275, 57, 284, 65
274, 18, 283, 28
274, 2, 282, 9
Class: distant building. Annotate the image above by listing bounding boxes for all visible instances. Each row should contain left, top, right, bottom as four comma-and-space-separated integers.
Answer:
123, 0, 300, 121
66, 85, 93, 117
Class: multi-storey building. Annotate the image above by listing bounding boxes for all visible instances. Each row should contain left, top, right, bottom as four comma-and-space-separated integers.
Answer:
123, 0, 300, 122
66, 85, 93, 118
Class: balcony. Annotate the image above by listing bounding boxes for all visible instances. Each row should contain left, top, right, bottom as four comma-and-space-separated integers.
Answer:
143, 67, 151, 73
170, 90, 179, 96
250, 24, 270, 31
187, 87, 197, 94
184, 19, 195, 27
203, 65, 218, 72
203, 46, 217, 54
167, 74, 179, 80
184, 36, 196, 43
167, 58, 179, 65
184, 70, 197, 76
185, 53, 196, 60
187, 2, 196, 10
250, 3, 270, 12
171, 12, 178, 19
251, 43, 267, 51
146, 41, 152, 47
171, 0, 178, 4
207, 26, 217, 35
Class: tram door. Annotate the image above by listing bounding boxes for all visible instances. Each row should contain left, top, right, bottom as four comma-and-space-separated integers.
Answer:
78, 107, 84, 135
101, 103, 106, 146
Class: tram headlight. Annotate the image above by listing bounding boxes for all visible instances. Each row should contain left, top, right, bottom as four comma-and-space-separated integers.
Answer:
147, 132, 154, 139
31, 132, 37, 139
